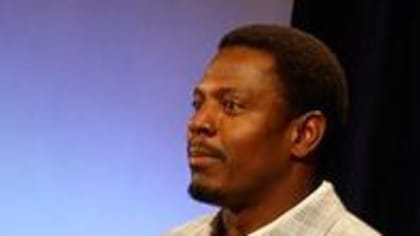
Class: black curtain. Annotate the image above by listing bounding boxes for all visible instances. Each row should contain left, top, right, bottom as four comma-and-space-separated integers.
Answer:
292, 1, 420, 235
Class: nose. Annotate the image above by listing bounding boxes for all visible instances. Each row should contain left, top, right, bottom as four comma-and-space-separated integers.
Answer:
188, 105, 217, 137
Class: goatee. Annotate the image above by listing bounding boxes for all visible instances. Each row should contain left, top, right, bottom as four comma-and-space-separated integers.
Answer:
188, 182, 223, 206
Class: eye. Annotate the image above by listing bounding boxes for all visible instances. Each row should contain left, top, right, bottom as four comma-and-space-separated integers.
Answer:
191, 99, 202, 111
221, 99, 242, 114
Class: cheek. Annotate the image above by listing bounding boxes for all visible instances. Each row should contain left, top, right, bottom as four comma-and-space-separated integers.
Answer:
219, 117, 269, 163
218, 113, 289, 171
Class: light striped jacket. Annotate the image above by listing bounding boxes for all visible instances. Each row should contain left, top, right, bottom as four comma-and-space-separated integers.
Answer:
164, 181, 381, 236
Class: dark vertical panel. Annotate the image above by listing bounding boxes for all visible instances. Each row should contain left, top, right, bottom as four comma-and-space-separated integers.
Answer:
292, 1, 420, 235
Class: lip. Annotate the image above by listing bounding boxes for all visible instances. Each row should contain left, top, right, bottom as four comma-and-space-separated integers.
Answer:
187, 140, 225, 168
188, 141, 224, 157
188, 155, 221, 167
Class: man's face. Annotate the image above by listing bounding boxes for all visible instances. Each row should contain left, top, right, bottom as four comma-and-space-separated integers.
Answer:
187, 46, 294, 208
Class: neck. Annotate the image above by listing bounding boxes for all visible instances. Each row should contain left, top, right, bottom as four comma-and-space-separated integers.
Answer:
216, 168, 319, 236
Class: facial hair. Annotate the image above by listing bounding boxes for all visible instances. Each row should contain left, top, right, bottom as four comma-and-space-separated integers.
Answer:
188, 181, 224, 206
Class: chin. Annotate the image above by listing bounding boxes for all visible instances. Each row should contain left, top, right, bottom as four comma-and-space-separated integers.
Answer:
188, 180, 225, 206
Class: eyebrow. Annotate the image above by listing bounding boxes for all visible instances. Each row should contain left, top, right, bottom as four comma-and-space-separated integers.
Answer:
192, 87, 204, 97
193, 86, 241, 100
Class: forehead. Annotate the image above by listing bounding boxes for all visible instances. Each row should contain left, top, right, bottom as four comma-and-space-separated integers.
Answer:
196, 46, 280, 95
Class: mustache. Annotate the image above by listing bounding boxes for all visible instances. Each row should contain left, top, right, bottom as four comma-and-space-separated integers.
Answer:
187, 140, 225, 160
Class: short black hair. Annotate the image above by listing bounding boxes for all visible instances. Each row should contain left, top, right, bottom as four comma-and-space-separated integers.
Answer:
218, 24, 348, 179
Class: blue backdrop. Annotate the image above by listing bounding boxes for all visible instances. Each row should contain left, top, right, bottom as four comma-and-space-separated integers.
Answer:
0, 1, 292, 235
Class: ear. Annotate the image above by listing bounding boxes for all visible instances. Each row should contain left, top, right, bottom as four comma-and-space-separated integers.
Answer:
289, 110, 327, 160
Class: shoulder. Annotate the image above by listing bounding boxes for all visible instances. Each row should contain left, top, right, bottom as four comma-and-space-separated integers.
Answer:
327, 211, 382, 236
162, 214, 215, 236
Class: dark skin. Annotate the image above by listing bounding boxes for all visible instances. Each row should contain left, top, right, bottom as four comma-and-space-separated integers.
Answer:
187, 46, 327, 235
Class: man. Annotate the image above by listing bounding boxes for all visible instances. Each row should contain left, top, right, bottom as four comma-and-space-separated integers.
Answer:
166, 24, 380, 235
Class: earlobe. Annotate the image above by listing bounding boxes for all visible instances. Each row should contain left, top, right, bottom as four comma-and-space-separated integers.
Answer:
290, 111, 327, 159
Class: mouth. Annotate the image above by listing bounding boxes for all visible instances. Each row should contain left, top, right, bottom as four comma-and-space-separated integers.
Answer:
187, 142, 225, 168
